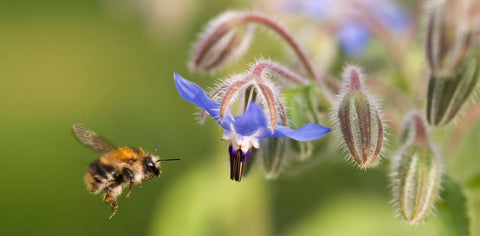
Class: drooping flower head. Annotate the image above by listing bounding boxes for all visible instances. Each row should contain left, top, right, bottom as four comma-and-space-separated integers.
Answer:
189, 11, 255, 72
174, 72, 331, 181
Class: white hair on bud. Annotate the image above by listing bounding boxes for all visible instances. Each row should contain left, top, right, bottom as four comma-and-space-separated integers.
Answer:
341, 64, 365, 91
389, 125, 443, 225
329, 64, 386, 169
253, 71, 287, 127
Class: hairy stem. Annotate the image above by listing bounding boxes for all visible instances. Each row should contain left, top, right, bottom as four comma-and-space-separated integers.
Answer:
251, 60, 309, 85
241, 13, 318, 82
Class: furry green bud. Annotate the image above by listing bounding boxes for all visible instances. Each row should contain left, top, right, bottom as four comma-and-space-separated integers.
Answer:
260, 137, 288, 179
332, 66, 384, 168
391, 113, 441, 224
426, 57, 479, 126
398, 114, 415, 146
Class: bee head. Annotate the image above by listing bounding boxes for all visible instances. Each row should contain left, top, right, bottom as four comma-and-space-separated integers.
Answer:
145, 155, 161, 177
145, 139, 180, 177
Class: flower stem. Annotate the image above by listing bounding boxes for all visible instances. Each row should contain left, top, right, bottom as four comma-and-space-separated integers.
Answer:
251, 60, 309, 85
240, 13, 335, 102
241, 14, 318, 81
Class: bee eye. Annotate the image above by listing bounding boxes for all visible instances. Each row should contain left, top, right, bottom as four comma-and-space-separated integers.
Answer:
147, 160, 155, 167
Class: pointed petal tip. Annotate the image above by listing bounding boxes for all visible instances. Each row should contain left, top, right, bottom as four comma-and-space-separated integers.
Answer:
173, 71, 182, 81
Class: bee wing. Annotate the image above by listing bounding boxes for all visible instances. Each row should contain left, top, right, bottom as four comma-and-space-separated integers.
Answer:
72, 124, 116, 155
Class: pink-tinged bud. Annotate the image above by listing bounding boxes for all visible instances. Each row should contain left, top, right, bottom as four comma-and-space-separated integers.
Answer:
331, 66, 385, 168
426, 0, 474, 77
190, 11, 254, 72
391, 113, 442, 225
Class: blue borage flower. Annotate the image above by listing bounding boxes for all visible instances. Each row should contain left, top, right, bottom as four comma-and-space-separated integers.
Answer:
174, 72, 331, 181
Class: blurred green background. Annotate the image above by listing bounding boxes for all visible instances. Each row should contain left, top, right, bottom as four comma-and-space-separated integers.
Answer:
0, 0, 476, 235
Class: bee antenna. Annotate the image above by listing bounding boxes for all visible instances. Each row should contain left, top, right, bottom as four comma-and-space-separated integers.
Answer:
153, 138, 162, 154
157, 158, 181, 162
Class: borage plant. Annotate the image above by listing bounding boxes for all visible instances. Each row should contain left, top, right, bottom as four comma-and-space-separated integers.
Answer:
174, 0, 480, 232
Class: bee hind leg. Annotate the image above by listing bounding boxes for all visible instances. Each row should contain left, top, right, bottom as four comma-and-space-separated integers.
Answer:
104, 185, 122, 220
107, 201, 118, 220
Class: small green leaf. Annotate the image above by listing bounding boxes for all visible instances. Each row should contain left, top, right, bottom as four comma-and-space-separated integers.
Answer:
436, 176, 470, 236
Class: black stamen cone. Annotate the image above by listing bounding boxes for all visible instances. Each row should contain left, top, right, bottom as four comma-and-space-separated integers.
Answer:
229, 146, 248, 182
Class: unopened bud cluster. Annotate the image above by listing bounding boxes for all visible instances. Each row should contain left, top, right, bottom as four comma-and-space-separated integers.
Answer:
391, 113, 441, 224
331, 66, 384, 168
426, 0, 480, 126
180, 2, 480, 228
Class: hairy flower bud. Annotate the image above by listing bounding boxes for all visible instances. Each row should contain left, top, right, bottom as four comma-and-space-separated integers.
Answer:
391, 113, 441, 224
331, 66, 384, 168
260, 137, 288, 179
260, 138, 315, 179
426, 0, 474, 77
190, 11, 254, 72
425, 0, 480, 126
259, 81, 330, 179
398, 115, 415, 146
426, 57, 479, 126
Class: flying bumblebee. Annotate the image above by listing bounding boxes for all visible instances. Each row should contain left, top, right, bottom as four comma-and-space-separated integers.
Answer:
72, 124, 179, 220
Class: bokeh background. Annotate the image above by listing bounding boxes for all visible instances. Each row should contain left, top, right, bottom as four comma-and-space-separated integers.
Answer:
1, 0, 478, 235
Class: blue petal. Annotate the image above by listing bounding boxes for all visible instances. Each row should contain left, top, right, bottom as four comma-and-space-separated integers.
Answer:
261, 123, 331, 141
174, 72, 233, 129
232, 102, 268, 136
174, 72, 331, 143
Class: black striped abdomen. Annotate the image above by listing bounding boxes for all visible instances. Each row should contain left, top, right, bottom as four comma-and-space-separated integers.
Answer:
85, 159, 119, 194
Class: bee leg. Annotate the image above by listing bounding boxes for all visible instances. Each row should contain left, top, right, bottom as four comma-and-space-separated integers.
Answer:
126, 182, 134, 198
108, 201, 118, 221
122, 167, 135, 198
104, 185, 122, 220
143, 174, 154, 181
